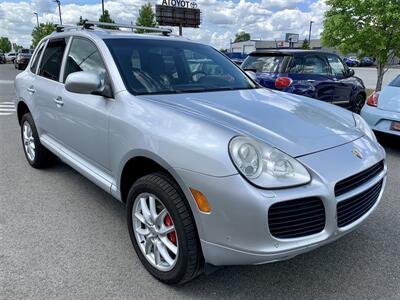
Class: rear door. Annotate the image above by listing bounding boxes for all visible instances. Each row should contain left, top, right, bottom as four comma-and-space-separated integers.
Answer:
326, 54, 353, 106
289, 54, 335, 103
33, 38, 68, 140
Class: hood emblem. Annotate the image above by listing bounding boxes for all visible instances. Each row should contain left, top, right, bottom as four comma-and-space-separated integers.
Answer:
352, 148, 363, 159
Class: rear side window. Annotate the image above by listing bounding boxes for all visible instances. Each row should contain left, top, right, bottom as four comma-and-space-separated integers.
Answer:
64, 38, 106, 82
302, 55, 330, 75
288, 56, 303, 73
389, 76, 400, 87
30, 42, 45, 74
242, 55, 286, 73
38, 38, 67, 81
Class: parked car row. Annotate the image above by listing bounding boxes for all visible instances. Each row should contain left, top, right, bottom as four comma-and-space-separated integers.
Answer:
0, 49, 33, 69
343, 56, 374, 67
241, 50, 366, 113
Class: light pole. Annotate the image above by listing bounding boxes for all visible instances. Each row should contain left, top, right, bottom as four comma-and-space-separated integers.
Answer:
308, 20, 314, 46
54, 0, 62, 25
33, 12, 39, 27
101, 0, 105, 16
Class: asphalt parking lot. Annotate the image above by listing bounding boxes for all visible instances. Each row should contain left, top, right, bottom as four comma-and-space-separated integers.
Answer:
1, 63, 399, 299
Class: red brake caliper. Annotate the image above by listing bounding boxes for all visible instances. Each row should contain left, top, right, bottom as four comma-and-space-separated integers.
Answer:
164, 214, 177, 245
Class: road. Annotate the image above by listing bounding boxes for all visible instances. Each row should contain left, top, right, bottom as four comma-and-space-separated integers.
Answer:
353, 67, 399, 90
1, 63, 399, 299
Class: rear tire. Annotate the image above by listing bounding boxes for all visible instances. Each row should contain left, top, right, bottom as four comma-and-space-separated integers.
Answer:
20, 113, 56, 169
352, 94, 366, 114
127, 172, 203, 284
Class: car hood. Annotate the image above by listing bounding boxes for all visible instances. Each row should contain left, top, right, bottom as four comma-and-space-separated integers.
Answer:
140, 88, 361, 157
378, 86, 400, 113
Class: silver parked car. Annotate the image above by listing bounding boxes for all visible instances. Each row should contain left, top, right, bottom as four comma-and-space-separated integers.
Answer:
15, 22, 387, 284
361, 75, 400, 136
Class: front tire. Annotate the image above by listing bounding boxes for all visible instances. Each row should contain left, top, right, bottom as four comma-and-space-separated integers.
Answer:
20, 113, 56, 168
127, 172, 203, 284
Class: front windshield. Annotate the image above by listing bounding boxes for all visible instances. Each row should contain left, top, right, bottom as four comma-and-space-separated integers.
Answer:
104, 38, 256, 95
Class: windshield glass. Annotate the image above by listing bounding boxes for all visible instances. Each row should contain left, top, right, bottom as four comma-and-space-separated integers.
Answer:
389, 75, 400, 87
241, 55, 287, 73
105, 38, 256, 95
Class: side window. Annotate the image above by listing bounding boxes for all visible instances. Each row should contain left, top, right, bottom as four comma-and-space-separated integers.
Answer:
302, 55, 330, 75
64, 38, 106, 83
38, 39, 67, 81
30, 42, 45, 74
327, 54, 347, 78
288, 56, 303, 73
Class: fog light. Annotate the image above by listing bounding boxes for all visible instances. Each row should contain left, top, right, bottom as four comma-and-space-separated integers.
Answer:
190, 188, 211, 213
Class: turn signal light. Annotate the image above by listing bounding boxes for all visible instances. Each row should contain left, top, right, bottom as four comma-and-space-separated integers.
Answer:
190, 188, 211, 213
275, 77, 293, 89
367, 91, 379, 107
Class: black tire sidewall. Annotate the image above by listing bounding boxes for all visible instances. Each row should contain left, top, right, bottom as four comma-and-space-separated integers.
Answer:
126, 174, 198, 284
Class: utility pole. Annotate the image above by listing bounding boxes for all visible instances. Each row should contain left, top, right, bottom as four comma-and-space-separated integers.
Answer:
54, 0, 62, 25
101, 0, 105, 16
33, 12, 39, 27
308, 21, 314, 46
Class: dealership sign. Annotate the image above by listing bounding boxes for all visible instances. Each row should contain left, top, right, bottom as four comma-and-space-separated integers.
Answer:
161, 0, 198, 9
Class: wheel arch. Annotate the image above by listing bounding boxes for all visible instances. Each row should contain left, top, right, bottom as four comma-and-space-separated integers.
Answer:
17, 101, 31, 125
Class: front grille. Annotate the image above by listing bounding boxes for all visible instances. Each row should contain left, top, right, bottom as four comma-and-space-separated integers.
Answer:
337, 179, 383, 227
268, 198, 325, 239
335, 161, 384, 197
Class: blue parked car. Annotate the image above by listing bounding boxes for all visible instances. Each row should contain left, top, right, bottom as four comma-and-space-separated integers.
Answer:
242, 50, 367, 113
343, 56, 360, 67
359, 57, 374, 67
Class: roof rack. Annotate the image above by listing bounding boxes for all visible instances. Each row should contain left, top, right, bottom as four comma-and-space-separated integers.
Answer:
83, 21, 172, 36
55, 24, 81, 32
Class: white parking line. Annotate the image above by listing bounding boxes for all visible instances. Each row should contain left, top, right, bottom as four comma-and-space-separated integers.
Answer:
0, 102, 16, 116
0, 80, 14, 84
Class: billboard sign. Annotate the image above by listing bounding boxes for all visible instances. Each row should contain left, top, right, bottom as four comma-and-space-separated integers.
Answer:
161, 0, 198, 9
285, 33, 299, 43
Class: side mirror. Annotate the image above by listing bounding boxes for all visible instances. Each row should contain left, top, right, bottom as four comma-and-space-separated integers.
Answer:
348, 69, 355, 77
245, 70, 257, 81
65, 71, 103, 95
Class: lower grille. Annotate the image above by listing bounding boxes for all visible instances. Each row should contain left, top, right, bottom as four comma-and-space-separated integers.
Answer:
268, 198, 325, 239
337, 179, 383, 227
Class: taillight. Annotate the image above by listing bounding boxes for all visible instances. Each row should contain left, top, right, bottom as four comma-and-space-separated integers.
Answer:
366, 92, 379, 107
275, 77, 293, 89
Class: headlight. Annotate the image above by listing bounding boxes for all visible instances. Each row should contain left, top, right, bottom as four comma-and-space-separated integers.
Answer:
353, 113, 377, 143
229, 136, 311, 188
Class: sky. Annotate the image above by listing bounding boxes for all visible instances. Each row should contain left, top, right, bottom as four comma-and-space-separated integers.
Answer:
0, 0, 328, 49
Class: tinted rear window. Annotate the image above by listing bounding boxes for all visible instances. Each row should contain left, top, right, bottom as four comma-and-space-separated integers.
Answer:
389, 76, 400, 87
241, 55, 288, 73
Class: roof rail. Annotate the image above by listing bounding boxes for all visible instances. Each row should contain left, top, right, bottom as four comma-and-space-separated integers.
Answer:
56, 24, 82, 32
83, 21, 172, 36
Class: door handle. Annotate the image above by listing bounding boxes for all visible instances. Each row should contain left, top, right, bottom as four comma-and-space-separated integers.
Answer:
27, 87, 35, 94
53, 96, 64, 106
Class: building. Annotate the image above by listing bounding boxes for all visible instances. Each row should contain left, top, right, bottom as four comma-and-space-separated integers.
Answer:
229, 39, 338, 55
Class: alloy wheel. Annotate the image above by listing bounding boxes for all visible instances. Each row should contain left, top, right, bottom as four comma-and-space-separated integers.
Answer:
132, 193, 178, 272
23, 121, 35, 161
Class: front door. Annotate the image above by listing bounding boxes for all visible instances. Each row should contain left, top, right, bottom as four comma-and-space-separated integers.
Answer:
326, 54, 353, 106
56, 37, 112, 171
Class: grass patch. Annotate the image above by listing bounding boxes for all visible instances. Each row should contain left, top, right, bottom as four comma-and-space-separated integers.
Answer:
366, 89, 375, 96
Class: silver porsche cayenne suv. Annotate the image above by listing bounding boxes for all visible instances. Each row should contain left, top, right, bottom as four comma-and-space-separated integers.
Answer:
14, 22, 387, 284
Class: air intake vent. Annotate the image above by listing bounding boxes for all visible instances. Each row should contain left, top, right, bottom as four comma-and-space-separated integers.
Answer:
335, 161, 384, 197
337, 179, 383, 227
268, 198, 325, 239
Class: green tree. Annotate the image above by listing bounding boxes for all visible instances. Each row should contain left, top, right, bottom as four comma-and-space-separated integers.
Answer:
31, 23, 55, 49
0, 37, 12, 53
15, 45, 23, 51
77, 16, 88, 26
301, 38, 310, 49
98, 10, 118, 29
135, 3, 157, 33
234, 31, 251, 43
321, 0, 400, 91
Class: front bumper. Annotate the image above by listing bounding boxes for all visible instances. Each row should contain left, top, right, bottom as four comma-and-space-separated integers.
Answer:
174, 136, 386, 266
361, 105, 400, 136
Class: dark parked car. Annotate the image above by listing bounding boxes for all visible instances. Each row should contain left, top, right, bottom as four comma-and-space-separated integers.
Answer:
343, 56, 360, 67
14, 49, 33, 70
242, 50, 366, 113
0, 51, 5, 64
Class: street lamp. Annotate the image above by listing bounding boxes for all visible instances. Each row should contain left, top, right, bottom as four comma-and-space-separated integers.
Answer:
54, 0, 62, 25
33, 12, 39, 27
308, 21, 314, 46
101, 0, 105, 16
